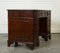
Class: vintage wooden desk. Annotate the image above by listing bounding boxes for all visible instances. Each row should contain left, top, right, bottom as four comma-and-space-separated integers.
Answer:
8, 10, 51, 50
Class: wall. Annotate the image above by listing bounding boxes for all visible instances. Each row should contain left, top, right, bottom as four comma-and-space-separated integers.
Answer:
0, 0, 60, 33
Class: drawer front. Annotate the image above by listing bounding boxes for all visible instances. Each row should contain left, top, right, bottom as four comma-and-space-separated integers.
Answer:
8, 10, 33, 17
23, 10, 33, 17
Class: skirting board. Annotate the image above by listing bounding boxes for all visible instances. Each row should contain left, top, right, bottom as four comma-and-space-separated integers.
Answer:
0, 33, 60, 37
0, 33, 8, 37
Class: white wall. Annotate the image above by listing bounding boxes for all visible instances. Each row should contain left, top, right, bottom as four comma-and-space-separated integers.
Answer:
0, 0, 60, 33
